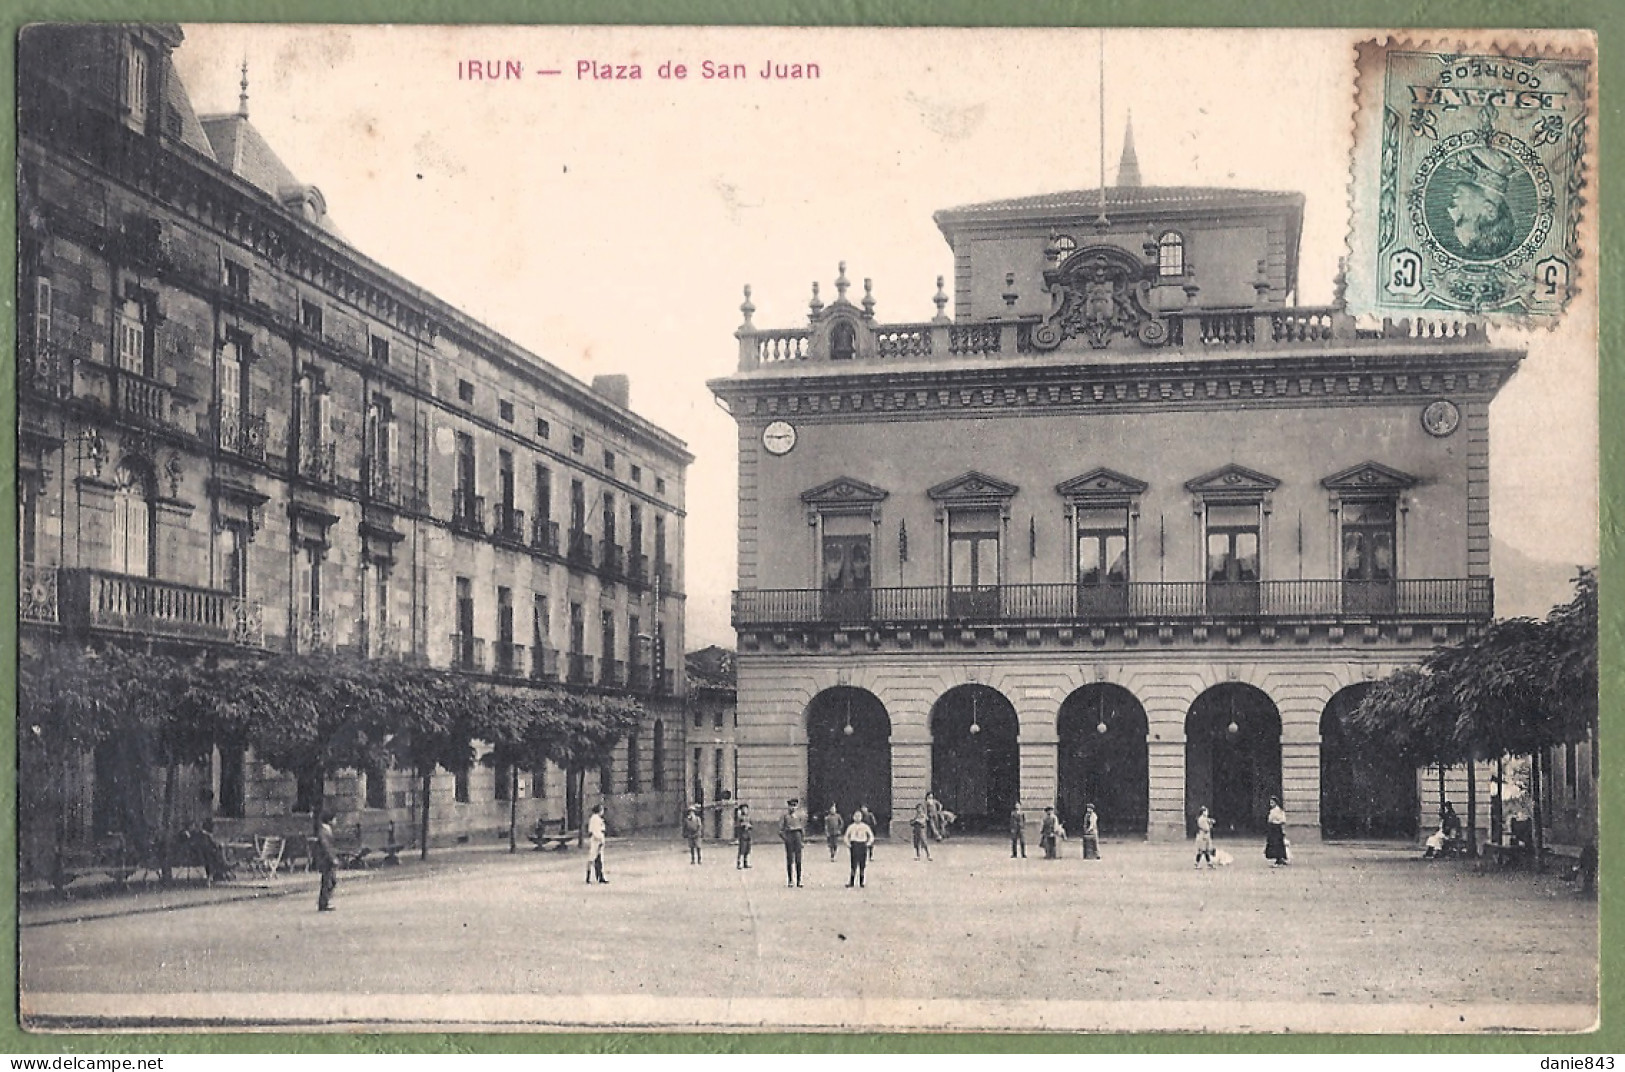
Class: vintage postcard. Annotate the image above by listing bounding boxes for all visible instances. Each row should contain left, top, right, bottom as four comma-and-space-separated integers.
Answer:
14, 25, 1599, 1036
1346, 35, 1596, 324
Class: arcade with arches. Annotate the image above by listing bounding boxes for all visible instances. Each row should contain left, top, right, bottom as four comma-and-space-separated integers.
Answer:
1184, 683, 1282, 836
1056, 683, 1149, 836
930, 684, 1020, 831
1319, 683, 1419, 839
806, 687, 892, 832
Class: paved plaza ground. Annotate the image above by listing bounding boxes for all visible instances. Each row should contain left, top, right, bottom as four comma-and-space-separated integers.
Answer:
20, 834, 1597, 1033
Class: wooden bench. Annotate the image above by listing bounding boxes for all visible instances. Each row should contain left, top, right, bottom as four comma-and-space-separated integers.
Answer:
529, 818, 579, 852
51, 839, 143, 892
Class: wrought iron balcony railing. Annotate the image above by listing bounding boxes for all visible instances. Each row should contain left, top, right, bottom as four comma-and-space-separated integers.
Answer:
530, 645, 560, 681
600, 541, 625, 576
452, 492, 486, 534
531, 517, 561, 555
731, 578, 1494, 627
600, 657, 626, 688
627, 552, 649, 585
297, 440, 338, 485
293, 609, 338, 654
567, 529, 595, 567
362, 458, 404, 506
494, 640, 528, 678
218, 408, 270, 462
493, 504, 527, 544
567, 652, 596, 685
52, 568, 265, 646
449, 633, 486, 672
20, 563, 59, 624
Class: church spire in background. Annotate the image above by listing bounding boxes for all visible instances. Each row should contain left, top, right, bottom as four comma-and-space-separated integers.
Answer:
1115, 112, 1142, 188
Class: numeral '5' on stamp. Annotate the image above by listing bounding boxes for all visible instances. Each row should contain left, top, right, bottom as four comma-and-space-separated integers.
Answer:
1347, 37, 1595, 325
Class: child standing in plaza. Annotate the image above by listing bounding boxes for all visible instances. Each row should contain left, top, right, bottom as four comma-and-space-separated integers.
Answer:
735, 804, 753, 869
1194, 805, 1216, 869
844, 809, 874, 888
684, 804, 704, 864
910, 802, 933, 861
825, 802, 845, 860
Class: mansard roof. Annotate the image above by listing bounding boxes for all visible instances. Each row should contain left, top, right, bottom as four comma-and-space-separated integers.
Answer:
936, 186, 1303, 224
198, 114, 342, 236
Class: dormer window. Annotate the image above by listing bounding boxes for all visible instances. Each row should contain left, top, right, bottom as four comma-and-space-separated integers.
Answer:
1158, 231, 1185, 278
124, 39, 152, 133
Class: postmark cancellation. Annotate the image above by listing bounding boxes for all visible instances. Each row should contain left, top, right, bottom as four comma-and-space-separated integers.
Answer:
1347, 35, 1595, 325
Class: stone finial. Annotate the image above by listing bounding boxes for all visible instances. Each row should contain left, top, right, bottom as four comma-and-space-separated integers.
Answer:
739, 284, 755, 329
932, 275, 950, 324
1142, 228, 1159, 259
835, 262, 849, 302
861, 278, 875, 319
238, 57, 250, 119
1002, 272, 1019, 309
808, 281, 823, 318
1253, 258, 1271, 298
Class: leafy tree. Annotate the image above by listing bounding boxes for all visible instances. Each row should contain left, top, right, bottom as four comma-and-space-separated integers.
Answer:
236, 654, 396, 838
382, 664, 482, 859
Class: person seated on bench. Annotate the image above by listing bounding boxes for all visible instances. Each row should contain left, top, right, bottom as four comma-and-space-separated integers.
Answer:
187, 820, 235, 882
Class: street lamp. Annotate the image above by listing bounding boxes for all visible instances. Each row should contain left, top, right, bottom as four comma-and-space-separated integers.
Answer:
969, 689, 981, 735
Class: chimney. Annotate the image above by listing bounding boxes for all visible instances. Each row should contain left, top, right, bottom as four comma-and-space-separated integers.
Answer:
591, 374, 631, 410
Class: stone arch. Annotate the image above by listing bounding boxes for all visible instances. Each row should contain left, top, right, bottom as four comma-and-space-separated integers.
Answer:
1184, 682, 1282, 836
1057, 683, 1149, 836
1319, 683, 1419, 839
929, 684, 1019, 831
806, 687, 892, 832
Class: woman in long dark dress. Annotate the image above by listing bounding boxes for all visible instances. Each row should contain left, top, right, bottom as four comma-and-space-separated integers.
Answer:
1264, 797, 1289, 866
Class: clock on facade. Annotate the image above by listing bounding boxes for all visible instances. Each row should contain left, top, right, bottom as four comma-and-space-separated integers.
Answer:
762, 420, 797, 455
1420, 399, 1460, 438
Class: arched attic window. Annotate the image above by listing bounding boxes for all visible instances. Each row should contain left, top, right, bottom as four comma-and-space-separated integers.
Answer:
1158, 231, 1185, 279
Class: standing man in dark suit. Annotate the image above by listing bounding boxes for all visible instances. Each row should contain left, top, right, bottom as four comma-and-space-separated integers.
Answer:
315, 812, 339, 912
1009, 800, 1028, 859
779, 798, 805, 888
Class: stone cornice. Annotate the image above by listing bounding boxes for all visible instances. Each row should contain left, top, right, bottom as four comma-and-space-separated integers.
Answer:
712, 348, 1522, 423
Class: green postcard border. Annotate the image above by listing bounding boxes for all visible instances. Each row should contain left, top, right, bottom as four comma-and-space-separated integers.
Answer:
1, 0, 1617, 1057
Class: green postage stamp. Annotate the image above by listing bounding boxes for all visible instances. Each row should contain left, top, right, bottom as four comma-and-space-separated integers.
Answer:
1347, 35, 1595, 324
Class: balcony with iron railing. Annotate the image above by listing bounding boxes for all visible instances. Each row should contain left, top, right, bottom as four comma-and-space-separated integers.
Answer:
600, 658, 626, 688
531, 517, 561, 555
530, 646, 560, 681
492, 504, 527, 545
21, 341, 73, 399
48, 567, 265, 646
293, 609, 339, 654
627, 552, 649, 586
362, 457, 404, 508
600, 541, 625, 577
452, 492, 486, 535
20, 563, 59, 624
494, 640, 528, 678
567, 652, 596, 685
296, 439, 339, 485
732, 578, 1494, 628
567, 529, 595, 568
449, 633, 486, 673
218, 407, 270, 462
363, 617, 402, 660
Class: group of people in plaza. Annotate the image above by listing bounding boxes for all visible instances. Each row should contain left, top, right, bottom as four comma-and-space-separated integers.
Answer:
310, 790, 1303, 910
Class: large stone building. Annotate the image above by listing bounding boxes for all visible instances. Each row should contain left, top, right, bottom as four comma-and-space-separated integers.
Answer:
17, 24, 691, 873
709, 137, 1521, 841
